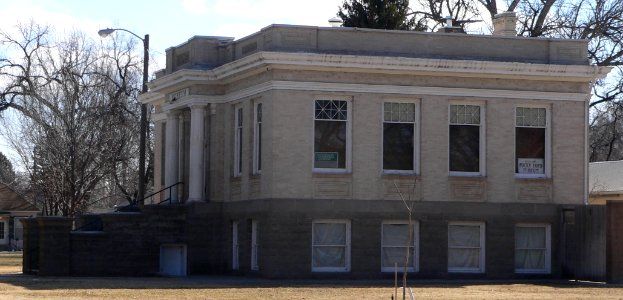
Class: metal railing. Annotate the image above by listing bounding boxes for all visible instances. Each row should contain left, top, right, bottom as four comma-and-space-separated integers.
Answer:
143, 182, 184, 205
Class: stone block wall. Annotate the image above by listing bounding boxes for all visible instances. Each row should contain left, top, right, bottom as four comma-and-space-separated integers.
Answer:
607, 201, 623, 283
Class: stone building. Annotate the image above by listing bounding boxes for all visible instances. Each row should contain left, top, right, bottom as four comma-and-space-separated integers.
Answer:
23, 17, 616, 279
136, 18, 610, 279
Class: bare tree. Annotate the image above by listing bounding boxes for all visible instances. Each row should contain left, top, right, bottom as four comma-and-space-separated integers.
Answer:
0, 23, 148, 217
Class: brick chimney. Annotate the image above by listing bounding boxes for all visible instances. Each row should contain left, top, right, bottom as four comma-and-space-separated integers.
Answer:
493, 11, 517, 37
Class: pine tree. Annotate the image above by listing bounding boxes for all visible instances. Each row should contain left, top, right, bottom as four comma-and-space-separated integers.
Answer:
0, 152, 15, 184
337, 0, 425, 31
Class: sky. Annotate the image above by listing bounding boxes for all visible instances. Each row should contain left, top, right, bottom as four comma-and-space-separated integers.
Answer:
0, 0, 342, 167
0, 0, 342, 70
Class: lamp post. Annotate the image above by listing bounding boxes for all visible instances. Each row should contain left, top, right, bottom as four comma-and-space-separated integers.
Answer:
99, 28, 149, 206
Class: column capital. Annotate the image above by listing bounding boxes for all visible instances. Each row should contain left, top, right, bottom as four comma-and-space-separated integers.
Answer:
189, 103, 208, 110
166, 110, 180, 118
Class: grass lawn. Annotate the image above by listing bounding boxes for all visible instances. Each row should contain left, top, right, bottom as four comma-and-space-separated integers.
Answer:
2, 252, 623, 299
0, 252, 22, 274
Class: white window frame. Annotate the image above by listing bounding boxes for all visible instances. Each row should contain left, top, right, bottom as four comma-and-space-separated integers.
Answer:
382, 99, 420, 175
311, 219, 351, 272
381, 220, 419, 272
448, 102, 486, 177
233, 105, 243, 177
251, 220, 259, 271
448, 221, 485, 273
253, 101, 262, 175
232, 221, 239, 270
515, 223, 551, 274
514, 105, 551, 179
312, 97, 352, 174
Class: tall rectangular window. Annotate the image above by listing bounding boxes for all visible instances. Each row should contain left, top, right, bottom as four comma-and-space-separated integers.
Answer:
381, 221, 419, 272
253, 103, 262, 174
516, 107, 548, 177
448, 222, 485, 273
515, 224, 551, 273
449, 104, 483, 175
314, 100, 350, 172
251, 220, 259, 271
312, 220, 350, 272
232, 221, 239, 270
0, 221, 5, 241
383, 102, 416, 173
233, 106, 243, 177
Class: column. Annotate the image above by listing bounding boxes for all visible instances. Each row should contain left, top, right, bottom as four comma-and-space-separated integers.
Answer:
188, 104, 206, 202
165, 111, 179, 203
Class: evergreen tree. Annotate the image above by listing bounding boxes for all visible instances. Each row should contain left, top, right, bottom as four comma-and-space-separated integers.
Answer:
0, 152, 16, 184
338, 0, 425, 31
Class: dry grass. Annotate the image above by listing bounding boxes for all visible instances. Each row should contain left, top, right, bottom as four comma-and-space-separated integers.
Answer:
2, 252, 623, 299
0, 252, 22, 274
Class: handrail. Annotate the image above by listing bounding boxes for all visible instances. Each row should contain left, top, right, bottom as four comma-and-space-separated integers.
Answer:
142, 182, 184, 205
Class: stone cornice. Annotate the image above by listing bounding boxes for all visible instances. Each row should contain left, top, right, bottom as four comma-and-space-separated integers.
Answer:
151, 80, 590, 110
147, 51, 611, 94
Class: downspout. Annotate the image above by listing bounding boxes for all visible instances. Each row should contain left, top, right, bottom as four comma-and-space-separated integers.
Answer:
584, 64, 599, 205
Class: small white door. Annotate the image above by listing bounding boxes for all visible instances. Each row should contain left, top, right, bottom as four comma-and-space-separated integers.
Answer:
160, 244, 187, 276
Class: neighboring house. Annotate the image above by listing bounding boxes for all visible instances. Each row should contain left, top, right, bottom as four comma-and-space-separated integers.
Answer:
137, 14, 610, 278
589, 160, 623, 205
0, 183, 38, 251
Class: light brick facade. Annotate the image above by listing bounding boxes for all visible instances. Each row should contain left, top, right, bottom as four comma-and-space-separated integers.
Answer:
136, 25, 610, 278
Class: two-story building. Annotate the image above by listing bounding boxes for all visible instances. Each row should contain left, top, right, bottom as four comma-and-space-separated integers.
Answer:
137, 16, 610, 278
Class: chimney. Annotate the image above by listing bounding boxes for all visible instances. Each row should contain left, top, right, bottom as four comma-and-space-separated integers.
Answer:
436, 16, 466, 34
493, 11, 518, 36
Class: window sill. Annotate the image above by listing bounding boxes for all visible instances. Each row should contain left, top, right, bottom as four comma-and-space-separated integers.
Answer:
515, 176, 553, 183
312, 172, 352, 179
448, 268, 484, 274
382, 268, 418, 273
449, 172, 485, 178
515, 269, 551, 274
382, 173, 420, 180
448, 175, 486, 182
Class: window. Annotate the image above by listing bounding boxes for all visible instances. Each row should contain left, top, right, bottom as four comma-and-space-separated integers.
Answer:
232, 221, 239, 270
448, 222, 485, 273
516, 107, 549, 178
253, 102, 262, 174
449, 104, 484, 175
383, 102, 417, 173
0, 220, 5, 241
515, 224, 551, 273
251, 220, 259, 271
381, 221, 419, 272
233, 106, 243, 177
314, 99, 351, 172
312, 220, 350, 272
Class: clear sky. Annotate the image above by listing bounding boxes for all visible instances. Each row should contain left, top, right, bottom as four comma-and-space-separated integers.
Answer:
0, 0, 341, 167
0, 0, 342, 70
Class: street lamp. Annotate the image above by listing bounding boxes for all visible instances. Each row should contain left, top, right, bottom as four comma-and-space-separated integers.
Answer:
99, 28, 149, 206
